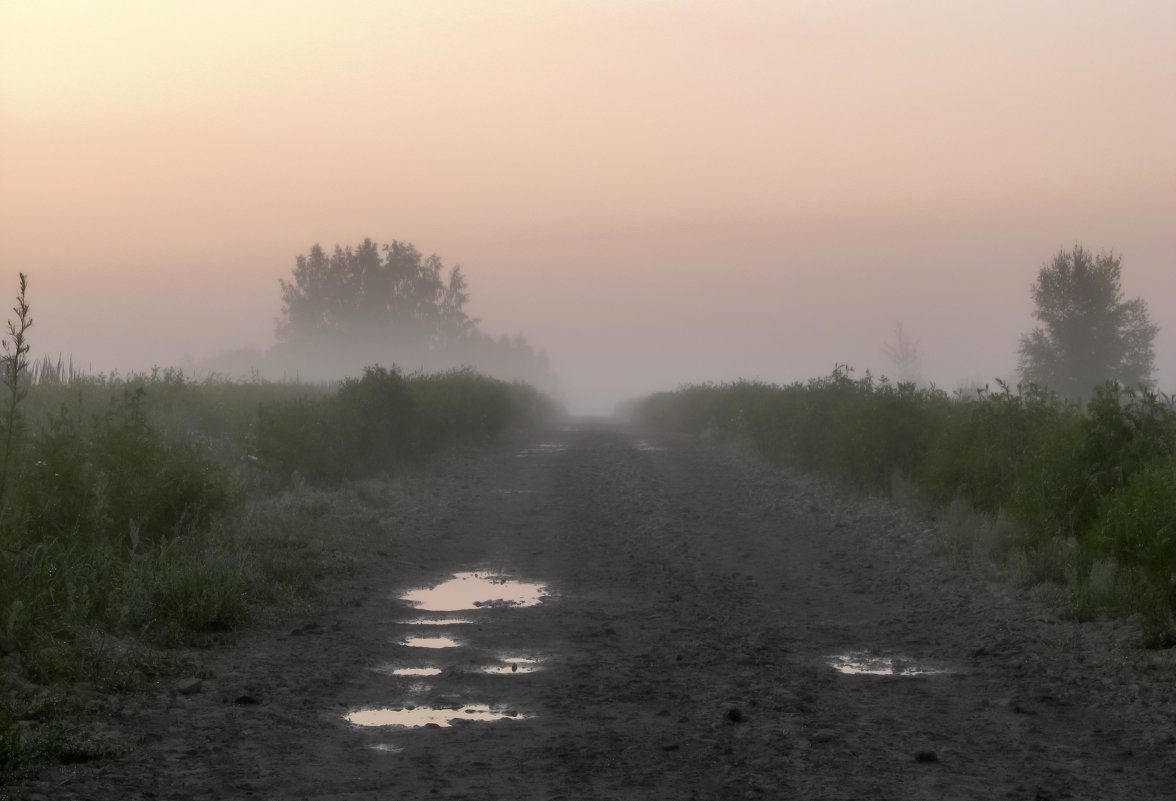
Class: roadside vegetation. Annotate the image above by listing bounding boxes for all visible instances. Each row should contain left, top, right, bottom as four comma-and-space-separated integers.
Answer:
633, 245, 1170, 647
0, 275, 559, 778
633, 370, 1176, 647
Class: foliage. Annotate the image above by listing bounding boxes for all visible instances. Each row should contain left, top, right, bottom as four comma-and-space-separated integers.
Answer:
1018, 246, 1157, 401
883, 323, 922, 385
277, 239, 473, 353
268, 238, 558, 394
255, 366, 555, 484
1089, 457, 1176, 594
635, 369, 1176, 643
0, 272, 32, 503
0, 359, 556, 778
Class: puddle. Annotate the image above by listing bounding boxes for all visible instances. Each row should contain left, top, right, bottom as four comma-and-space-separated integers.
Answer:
398, 617, 475, 626
491, 489, 537, 495
401, 572, 549, 611
400, 636, 460, 648
371, 665, 443, 677
634, 440, 666, 452
481, 657, 541, 675
370, 743, 404, 753
828, 652, 945, 676
347, 704, 525, 728
515, 443, 568, 456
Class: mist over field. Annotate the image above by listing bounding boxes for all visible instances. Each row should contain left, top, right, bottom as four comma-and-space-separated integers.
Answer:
1, 1, 1173, 413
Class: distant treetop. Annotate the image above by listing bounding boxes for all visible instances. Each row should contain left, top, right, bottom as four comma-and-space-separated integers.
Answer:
1018, 245, 1157, 401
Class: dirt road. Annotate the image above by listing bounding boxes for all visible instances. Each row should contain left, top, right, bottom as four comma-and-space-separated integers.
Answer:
11, 424, 1176, 799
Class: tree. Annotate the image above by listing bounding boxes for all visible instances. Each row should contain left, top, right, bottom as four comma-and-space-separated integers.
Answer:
883, 323, 922, 384
270, 238, 558, 393
1018, 245, 1157, 401
276, 238, 475, 355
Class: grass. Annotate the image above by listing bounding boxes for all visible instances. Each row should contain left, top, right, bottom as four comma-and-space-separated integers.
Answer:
633, 369, 1176, 647
0, 278, 560, 780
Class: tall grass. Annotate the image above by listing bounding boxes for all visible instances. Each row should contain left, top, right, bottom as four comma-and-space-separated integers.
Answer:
634, 371, 1176, 645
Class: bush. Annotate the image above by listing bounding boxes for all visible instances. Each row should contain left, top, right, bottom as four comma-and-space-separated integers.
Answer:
255, 365, 548, 484
1089, 457, 1176, 596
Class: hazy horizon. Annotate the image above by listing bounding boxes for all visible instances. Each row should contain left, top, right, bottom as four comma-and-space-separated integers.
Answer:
2, 1, 1173, 414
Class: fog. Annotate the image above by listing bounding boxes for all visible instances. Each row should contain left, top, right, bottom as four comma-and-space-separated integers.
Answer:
2, 1, 1173, 414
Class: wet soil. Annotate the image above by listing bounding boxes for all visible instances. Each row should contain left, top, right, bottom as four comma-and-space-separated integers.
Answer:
8, 424, 1176, 799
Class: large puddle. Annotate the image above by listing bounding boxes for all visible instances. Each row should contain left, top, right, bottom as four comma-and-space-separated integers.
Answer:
829, 652, 945, 676
401, 572, 549, 611
347, 704, 525, 728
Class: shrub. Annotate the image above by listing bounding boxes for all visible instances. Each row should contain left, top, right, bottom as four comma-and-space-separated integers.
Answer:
1088, 456, 1176, 596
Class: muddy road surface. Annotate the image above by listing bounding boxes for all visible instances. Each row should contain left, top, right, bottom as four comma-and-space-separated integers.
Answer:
11, 424, 1176, 799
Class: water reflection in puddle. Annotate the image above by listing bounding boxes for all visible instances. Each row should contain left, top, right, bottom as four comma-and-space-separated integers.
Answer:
400, 636, 460, 648
829, 652, 945, 676
634, 440, 666, 452
371, 665, 443, 677
482, 657, 541, 675
370, 743, 404, 753
398, 617, 475, 626
347, 705, 525, 728
401, 572, 549, 611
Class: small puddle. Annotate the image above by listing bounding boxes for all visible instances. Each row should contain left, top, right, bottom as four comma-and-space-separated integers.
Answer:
491, 489, 536, 495
372, 666, 443, 677
829, 652, 945, 676
370, 743, 404, 754
347, 704, 525, 728
634, 440, 666, 452
398, 617, 475, 626
481, 656, 541, 675
401, 572, 549, 611
400, 636, 460, 649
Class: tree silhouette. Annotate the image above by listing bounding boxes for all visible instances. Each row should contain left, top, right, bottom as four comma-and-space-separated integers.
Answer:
883, 323, 922, 384
1018, 246, 1157, 401
270, 238, 556, 392
276, 239, 474, 354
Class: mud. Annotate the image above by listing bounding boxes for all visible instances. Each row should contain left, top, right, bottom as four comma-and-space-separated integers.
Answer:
6, 424, 1176, 799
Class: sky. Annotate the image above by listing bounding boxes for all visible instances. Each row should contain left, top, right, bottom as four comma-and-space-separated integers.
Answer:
1, 0, 1173, 413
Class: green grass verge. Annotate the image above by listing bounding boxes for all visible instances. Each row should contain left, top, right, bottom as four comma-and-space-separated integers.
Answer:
0, 366, 558, 780
633, 369, 1176, 646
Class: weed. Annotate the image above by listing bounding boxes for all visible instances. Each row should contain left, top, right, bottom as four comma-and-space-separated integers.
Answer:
0, 272, 32, 505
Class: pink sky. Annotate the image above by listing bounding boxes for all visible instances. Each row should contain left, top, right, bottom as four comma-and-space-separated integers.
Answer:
2, 1, 1173, 412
